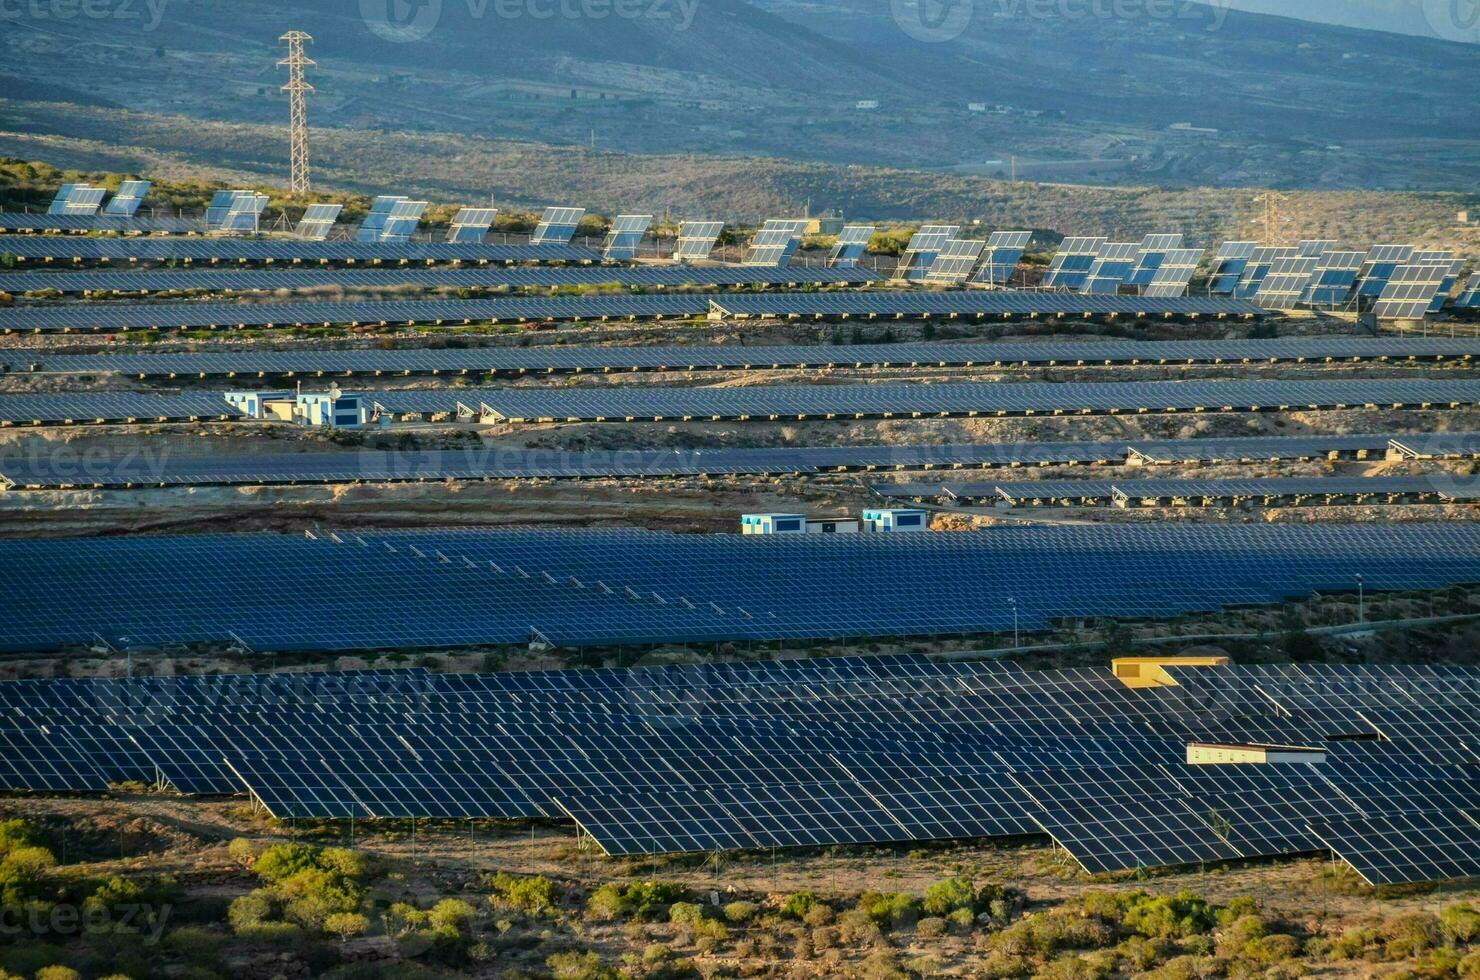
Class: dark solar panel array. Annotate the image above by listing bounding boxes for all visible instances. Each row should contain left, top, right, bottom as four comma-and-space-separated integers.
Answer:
16, 336, 1477, 379
0, 235, 600, 264
0, 292, 1267, 334
874, 476, 1480, 507
4, 524, 1480, 654
0, 214, 201, 233
0, 433, 1418, 490
0, 657, 1476, 881
0, 264, 879, 295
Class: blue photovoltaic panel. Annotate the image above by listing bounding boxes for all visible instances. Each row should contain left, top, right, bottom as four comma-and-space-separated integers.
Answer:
447, 207, 497, 244
1374, 264, 1452, 320
530, 207, 586, 245
206, 190, 267, 232
6, 524, 1480, 654
921, 238, 985, 284
1252, 256, 1320, 310
1297, 240, 1338, 259
21, 336, 1473, 382
1142, 249, 1204, 298
1041, 237, 1106, 290
1080, 242, 1140, 295
1358, 244, 1416, 297
1125, 233, 1184, 287
1430, 260, 1465, 314
673, 221, 724, 262
828, 224, 875, 268
102, 180, 151, 217
0, 263, 878, 297
48, 184, 105, 216
971, 231, 1032, 285
1233, 247, 1299, 298
0, 235, 602, 264
897, 225, 959, 280
1208, 242, 1257, 294
745, 219, 808, 267
294, 203, 343, 241
1456, 273, 1480, 309
602, 214, 653, 261
1300, 251, 1365, 307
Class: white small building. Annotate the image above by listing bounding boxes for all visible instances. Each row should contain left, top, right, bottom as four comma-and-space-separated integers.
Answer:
741, 513, 807, 535
224, 388, 366, 428
862, 509, 929, 532
805, 518, 859, 534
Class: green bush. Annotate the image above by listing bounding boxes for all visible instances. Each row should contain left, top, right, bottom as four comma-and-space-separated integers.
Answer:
780, 891, 819, 920
489, 872, 557, 917
547, 949, 618, 980
859, 891, 919, 930
916, 916, 946, 938
722, 901, 757, 924
1385, 912, 1443, 959
584, 880, 685, 922
921, 877, 976, 916
1442, 904, 1480, 944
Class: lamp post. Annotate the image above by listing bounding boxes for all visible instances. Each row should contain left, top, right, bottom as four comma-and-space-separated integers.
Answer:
1008, 597, 1019, 649
1356, 574, 1364, 624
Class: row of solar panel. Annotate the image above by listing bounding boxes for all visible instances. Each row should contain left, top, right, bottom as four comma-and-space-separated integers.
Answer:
0, 236, 601, 264
3, 379, 1476, 426
0, 292, 1266, 334
0, 657, 1475, 882
872, 475, 1480, 506
4, 524, 1480, 653
12, 336, 1476, 380
0, 264, 879, 295
4, 432, 1447, 490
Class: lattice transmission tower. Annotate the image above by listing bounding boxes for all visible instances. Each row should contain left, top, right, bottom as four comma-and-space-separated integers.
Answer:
278, 31, 315, 194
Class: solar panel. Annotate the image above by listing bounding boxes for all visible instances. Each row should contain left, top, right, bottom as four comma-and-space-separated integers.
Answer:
1080, 242, 1140, 294
447, 207, 497, 244
744, 219, 808, 267
601, 214, 653, 261
828, 224, 875, 268
1297, 240, 1338, 258
970, 231, 1033, 286
1125, 233, 1185, 287
0, 263, 877, 297
1310, 810, 1480, 885
356, 197, 427, 243
1299, 250, 1365, 307
205, 190, 268, 232
921, 238, 985, 284
897, 225, 960, 280
1041, 237, 1107, 290
47, 184, 105, 216
1374, 264, 1452, 320
1252, 256, 1320, 310
294, 203, 343, 241
1233, 247, 1299, 298
530, 207, 586, 245
1358, 244, 1416, 297
0, 235, 603, 265
102, 180, 151, 217
1456, 273, 1480, 309
1208, 242, 1258, 294
1429, 260, 1465, 314
673, 221, 724, 262
1142, 249, 1203, 298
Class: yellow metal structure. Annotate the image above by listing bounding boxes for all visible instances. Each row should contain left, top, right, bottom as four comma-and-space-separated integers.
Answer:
1111, 655, 1230, 688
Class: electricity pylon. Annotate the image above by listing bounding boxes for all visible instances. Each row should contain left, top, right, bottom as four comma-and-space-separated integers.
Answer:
278, 31, 315, 194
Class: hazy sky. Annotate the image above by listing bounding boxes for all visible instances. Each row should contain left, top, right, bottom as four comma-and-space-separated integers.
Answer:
1216, 0, 1479, 42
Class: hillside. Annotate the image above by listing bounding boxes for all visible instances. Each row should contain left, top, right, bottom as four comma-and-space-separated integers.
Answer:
3, 111, 1478, 250
0, 0, 1476, 189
